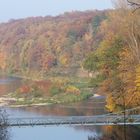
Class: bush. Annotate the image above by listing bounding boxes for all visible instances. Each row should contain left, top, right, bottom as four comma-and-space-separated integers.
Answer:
49, 86, 61, 96
31, 84, 43, 97
65, 85, 80, 95
19, 85, 31, 94
32, 90, 42, 97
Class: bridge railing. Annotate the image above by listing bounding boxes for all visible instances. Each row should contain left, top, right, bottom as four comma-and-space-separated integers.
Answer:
1, 106, 140, 127
102, 106, 140, 116
6, 114, 140, 127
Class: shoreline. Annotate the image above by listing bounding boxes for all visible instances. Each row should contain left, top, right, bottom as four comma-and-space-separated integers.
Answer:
0, 96, 54, 107
0, 97, 52, 108
0, 94, 101, 108
9, 103, 52, 108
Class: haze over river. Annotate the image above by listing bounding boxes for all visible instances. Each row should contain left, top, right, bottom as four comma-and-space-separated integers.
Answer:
0, 76, 140, 140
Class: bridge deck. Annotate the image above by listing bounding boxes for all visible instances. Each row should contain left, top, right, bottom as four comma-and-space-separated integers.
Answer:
5, 115, 140, 127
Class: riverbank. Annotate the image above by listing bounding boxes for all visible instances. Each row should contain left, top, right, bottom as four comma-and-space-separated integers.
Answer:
0, 75, 94, 108
0, 93, 103, 108
0, 96, 53, 107
0, 96, 52, 107
0, 92, 93, 108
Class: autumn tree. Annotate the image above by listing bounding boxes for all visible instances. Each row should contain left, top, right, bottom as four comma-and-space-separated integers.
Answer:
83, 0, 140, 112
105, 0, 140, 111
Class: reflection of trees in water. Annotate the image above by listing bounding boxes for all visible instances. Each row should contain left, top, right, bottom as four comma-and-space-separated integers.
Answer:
88, 136, 101, 140
73, 125, 102, 140
74, 125, 101, 134
87, 125, 140, 140
0, 127, 9, 140
17, 97, 105, 116
18, 104, 98, 116
0, 109, 9, 140
74, 125, 140, 140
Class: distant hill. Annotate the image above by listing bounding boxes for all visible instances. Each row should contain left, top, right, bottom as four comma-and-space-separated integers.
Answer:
0, 10, 107, 76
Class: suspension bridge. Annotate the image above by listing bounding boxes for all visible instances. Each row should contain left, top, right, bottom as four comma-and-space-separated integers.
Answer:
2, 106, 140, 127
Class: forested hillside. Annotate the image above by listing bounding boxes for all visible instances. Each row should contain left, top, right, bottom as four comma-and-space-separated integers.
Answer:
0, 10, 107, 76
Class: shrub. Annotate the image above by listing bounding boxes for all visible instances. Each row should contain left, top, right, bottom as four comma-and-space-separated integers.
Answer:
65, 85, 80, 95
30, 84, 43, 97
19, 85, 31, 94
49, 86, 61, 96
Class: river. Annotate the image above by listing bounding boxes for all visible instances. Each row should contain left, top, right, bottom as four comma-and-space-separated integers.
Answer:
0, 76, 140, 140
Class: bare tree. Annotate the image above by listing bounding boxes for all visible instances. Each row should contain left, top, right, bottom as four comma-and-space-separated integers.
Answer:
0, 109, 9, 140
127, 0, 140, 12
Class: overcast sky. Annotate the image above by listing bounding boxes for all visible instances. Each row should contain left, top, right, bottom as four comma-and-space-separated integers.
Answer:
0, 0, 113, 22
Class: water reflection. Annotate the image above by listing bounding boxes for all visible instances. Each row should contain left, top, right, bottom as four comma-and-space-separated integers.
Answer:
0, 127, 9, 140
101, 125, 140, 140
9, 97, 106, 117
11, 125, 95, 140
9, 125, 140, 140
83, 125, 140, 140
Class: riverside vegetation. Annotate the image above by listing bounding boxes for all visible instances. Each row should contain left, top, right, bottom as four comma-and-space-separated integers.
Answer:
6, 77, 92, 106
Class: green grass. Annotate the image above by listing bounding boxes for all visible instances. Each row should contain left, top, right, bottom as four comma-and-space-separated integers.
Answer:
70, 82, 89, 89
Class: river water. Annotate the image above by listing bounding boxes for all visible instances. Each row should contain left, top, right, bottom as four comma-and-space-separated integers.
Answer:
0, 76, 140, 140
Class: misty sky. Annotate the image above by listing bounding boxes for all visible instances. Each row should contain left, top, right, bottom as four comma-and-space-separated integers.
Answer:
0, 0, 113, 22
